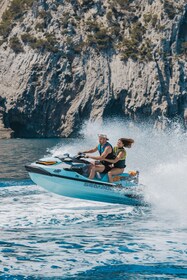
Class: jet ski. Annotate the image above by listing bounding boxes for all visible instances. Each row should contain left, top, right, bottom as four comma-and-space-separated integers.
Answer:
25, 153, 143, 205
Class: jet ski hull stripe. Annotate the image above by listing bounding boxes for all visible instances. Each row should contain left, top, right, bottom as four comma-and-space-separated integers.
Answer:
25, 165, 115, 187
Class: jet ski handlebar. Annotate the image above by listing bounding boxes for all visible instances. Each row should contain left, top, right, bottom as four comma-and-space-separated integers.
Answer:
57, 153, 89, 164
75, 153, 86, 159
59, 153, 86, 159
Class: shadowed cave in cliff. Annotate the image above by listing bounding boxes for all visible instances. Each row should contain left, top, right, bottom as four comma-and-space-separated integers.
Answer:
103, 90, 128, 120
103, 99, 126, 119
9, 121, 38, 138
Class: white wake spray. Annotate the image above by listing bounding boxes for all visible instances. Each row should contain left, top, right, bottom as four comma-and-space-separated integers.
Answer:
49, 119, 187, 223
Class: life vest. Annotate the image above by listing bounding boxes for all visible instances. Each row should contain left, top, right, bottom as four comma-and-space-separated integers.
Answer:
113, 146, 126, 168
97, 142, 115, 167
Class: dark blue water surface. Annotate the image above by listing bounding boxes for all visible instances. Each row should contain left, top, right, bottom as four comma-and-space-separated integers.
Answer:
0, 138, 61, 179
0, 135, 187, 279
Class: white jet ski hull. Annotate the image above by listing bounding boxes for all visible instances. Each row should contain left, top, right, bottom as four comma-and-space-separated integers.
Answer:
26, 156, 142, 205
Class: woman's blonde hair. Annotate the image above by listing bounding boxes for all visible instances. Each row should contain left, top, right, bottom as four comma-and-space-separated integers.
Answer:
119, 138, 134, 148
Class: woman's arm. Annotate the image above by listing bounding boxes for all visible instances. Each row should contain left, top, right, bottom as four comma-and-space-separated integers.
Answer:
103, 151, 125, 163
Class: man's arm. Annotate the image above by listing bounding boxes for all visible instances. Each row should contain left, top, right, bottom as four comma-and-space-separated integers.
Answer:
82, 146, 98, 154
87, 146, 112, 160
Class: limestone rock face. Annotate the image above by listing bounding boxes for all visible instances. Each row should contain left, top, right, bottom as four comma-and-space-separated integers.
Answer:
0, 0, 187, 138
0, 97, 14, 138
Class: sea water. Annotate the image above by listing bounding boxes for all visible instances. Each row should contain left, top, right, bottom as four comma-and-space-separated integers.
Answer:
0, 121, 187, 279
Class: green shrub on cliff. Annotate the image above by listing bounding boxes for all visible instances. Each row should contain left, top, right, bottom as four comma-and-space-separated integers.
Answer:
73, 41, 87, 53
108, 20, 121, 36
9, 35, 23, 53
84, 18, 114, 50
85, 19, 100, 33
143, 13, 152, 24
139, 39, 153, 61
119, 38, 138, 61
4, 0, 34, 19
109, 0, 129, 9
115, 0, 128, 6
21, 32, 58, 53
130, 22, 145, 43
119, 24, 152, 62
0, 0, 35, 38
87, 27, 112, 50
45, 33, 58, 50
151, 15, 158, 27
106, 10, 113, 22
61, 13, 71, 29
143, 13, 158, 28
21, 33, 36, 44
0, 20, 12, 38
181, 42, 187, 55
0, 39, 5, 46
35, 22, 46, 32
119, 21, 146, 60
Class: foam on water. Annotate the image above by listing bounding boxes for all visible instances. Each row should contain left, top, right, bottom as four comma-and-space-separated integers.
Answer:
143, 158, 187, 225
1, 120, 187, 278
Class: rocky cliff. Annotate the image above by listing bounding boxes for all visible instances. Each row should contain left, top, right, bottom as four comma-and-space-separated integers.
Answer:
0, 0, 187, 138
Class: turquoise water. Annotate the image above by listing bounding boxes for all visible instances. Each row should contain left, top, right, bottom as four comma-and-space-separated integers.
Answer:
0, 122, 187, 279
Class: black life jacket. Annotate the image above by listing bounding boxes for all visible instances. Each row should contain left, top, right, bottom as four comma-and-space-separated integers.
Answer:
97, 142, 115, 167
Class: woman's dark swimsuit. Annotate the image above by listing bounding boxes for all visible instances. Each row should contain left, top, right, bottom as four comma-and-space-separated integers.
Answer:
102, 146, 126, 173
